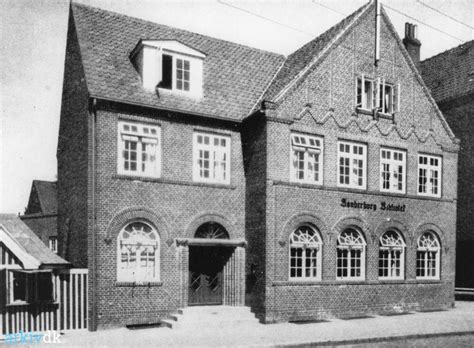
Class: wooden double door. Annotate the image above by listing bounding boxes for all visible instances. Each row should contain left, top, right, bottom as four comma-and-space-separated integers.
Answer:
188, 246, 233, 305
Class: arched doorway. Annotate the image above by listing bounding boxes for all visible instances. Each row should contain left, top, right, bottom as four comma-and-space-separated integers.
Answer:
188, 222, 233, 305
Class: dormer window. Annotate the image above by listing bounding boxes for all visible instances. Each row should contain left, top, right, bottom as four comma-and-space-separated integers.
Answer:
131, 40, 205, 98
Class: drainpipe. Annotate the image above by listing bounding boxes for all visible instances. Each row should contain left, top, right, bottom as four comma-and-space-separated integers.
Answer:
89, 98, 98, 331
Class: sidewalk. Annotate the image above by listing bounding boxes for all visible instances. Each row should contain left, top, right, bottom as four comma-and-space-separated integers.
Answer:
37, 301, 474, 347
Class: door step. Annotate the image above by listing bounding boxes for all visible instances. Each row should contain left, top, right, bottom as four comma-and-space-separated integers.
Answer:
160, 306, 260, 330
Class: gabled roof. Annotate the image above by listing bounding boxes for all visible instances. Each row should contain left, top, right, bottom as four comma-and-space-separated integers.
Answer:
420, 40, 474, 104
24, 180, 57, 216
261, 1, 372, 103
70, 3, 285, 121
0, 214, 68, 269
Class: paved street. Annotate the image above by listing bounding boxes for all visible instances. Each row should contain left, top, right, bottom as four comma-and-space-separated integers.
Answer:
2, 301, 471, 347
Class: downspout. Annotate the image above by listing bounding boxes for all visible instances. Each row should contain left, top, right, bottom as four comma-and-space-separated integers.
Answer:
89, 97, 98, 331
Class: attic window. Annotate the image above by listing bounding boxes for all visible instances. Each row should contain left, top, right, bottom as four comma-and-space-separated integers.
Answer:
131, 40, 205, 98
161, 54, 173, 89
355, 75, 400, 118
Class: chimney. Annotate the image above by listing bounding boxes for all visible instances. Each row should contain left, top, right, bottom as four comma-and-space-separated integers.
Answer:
402, 23, 421, 69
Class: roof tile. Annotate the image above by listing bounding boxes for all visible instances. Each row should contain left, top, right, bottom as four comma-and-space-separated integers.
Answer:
71, 3, 285, 121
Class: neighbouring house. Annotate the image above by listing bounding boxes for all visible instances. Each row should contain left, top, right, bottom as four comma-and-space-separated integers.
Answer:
20, 180, 58, 254
57, 1, 458, 330
420, 40, 474, 288
0, 214, 86, 338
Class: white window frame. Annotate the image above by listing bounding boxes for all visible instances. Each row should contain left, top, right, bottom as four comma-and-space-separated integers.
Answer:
378, 230, 405, 280
380, 148, 406, 193
290, 133, 323, 185
175, 57, 190, 92
289, 226, 322, 281
376, 78, 400, 115
416, 232, 441, 280
336, 229, 366, 281
117, 121, 161, 178
337, 141, 367, 190
193, 132, 231, 185
417, 154, 442, 198
117, 221, 160, 283
49, 237, 58, 254
356, 75, 375, 110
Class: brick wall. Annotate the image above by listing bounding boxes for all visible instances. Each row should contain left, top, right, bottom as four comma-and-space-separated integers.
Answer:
57, 10, 90, 268
91, 105, 245, 328
252, 5, 458, 322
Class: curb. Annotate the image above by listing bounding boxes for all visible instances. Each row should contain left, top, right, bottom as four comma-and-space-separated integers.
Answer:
278, 330, 474, 347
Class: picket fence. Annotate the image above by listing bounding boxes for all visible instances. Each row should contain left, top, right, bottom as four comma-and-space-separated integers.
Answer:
1, 268, 88, 339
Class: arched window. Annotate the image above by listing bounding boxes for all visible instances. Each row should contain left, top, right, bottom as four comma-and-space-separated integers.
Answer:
289, 226, 322, 280
379, 230, 405, 279
195, 222, 229, 239
117, 221, 159, 282
416, 231, 440, 279
337, 228, 366, 280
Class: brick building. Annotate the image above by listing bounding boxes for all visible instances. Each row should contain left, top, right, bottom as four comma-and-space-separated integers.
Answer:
58, 2, 458, 330
420, 40, 474, 288
20, 180, 58, 254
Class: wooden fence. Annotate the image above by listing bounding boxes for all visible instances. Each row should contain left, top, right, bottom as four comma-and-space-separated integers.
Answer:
1, 268, 88, 339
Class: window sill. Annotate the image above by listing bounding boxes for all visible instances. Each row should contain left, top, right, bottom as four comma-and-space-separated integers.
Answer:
113, 174, 236, 190
377, 112, 395, 120
415, 278, 441, 282
355, 107, 373, 116
289, 180, 323, 187
115, 281, 163, 287
6, 301, 58, 307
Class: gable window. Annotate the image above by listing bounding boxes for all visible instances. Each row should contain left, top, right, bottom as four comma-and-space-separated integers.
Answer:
418, 154, 441, 197
117, 221, 160, 283
337, 141, 367, 189
118, 122, 160, 177
7, 270, 54, 304
289, 225, 322, 281
379, 230, 405, 280
377, 79, 400, 115
380, 148, 406, 193
356, 76, 375, 110
290, 133, 323, 184
355, 76, 400, 115
416, 232, 440, 279
49, 237, 58, 253
193, 132, 231, 184
336, 228, 366, 280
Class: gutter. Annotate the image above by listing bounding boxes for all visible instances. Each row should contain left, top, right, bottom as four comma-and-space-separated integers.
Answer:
89, 93, 243, 124
89, 98, 98, 331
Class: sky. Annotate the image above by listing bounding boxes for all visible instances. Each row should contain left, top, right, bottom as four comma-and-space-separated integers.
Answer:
0, 0, 472, 214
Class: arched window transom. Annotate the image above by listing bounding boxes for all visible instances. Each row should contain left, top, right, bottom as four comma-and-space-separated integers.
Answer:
289, 226, 322, 281
117, 221, 159, 282
337, 228, 366, 280
379, 230, 405, 279
416, 231, 440, 279
195, 222, 229, 239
